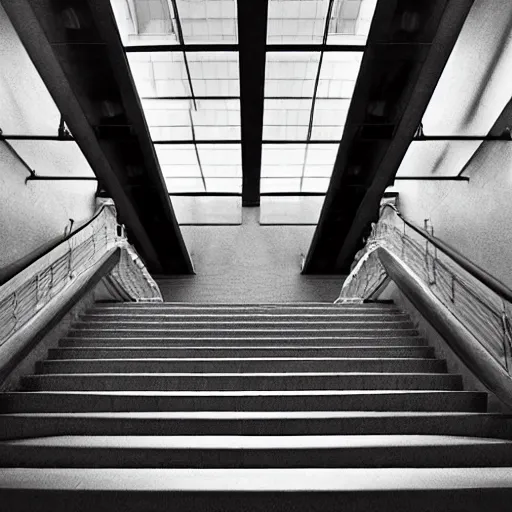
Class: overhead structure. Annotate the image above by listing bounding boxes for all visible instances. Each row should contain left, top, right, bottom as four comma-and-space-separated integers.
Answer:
1, 0, 193, 275
303, 0, 475, 274
238, 0, 268, 206
119, 0, 373, 204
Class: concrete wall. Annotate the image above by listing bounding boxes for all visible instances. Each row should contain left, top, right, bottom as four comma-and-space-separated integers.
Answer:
390, 0, 512, 288
0, 5, 96, 281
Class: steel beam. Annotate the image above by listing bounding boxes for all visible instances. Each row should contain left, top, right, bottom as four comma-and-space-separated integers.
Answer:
237, 0, 269, 206
1, 0, 193, 274
303, 0, 476, 274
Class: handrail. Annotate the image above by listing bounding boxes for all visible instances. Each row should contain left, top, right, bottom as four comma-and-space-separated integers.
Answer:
0, 248, 121, 387
0, 205, 107, 287
376, 246, 512, 409
381, 203, 512, 304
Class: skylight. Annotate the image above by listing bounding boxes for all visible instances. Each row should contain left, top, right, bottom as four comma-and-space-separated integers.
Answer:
111, 0, 378, 198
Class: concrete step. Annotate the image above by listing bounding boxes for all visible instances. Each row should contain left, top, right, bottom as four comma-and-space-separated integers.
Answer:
72, 321, 416, 332
67, 328, 420, 338
48, 346, 436, 359
36, 358, 447, 375
20, 372, 462, 392
0, 391, 487, 413
0, 412, 509, 440
82, 313, 410, 321
1, 435, 512, 469
90, 302, 399, 311
1, 467, 512, 512
59, 336, 428, 347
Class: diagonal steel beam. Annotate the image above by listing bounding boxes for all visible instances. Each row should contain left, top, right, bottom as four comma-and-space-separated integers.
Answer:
303, 0, 475, 274
237, 0, 269, 206
1, 0, 193, 274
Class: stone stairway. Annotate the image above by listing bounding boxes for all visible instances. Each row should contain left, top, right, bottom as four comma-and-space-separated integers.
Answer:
0, 301, 512, 510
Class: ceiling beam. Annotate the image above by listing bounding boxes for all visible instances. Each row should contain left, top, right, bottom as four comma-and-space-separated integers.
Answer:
1, 0, 193, 274
303, 0, 475, 274
237, 0, 269, 206
124, 44, 364, 53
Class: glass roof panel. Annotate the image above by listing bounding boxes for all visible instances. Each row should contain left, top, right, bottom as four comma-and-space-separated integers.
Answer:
265, 52, 321, 98
157, 143, 242, 192
263, 99, 312, 140
311, 98, 350, 140
165, 177, 205, 192
204, 178, 242, 193
187, 52, 239, 97
301, 177, 330, 192
261, 143, 337, 192
142, 99, 240, 140
177, 0, 238, 44
263, 52, 360, 142
156, 144, 200, 177
318, 52, 363, 97
267, 0, 330, 45
327, 0, 378, 45
128, 52, 238, 98
261, 178, 302, 193
303, 143, 338, 177
198, 143, 242, 177
111, 0, 238, 46
111, 0, 179, 46
128, 52, 190, 98
262, 144, 307, 178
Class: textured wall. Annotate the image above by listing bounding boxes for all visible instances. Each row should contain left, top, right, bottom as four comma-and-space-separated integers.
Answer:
391, 0, 512, 288
0, 5, 96, 280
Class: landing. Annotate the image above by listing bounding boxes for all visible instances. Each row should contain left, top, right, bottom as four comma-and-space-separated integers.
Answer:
156, 209, 345, 303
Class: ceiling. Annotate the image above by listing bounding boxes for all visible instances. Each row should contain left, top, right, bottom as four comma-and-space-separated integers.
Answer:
111, 0, 377, 196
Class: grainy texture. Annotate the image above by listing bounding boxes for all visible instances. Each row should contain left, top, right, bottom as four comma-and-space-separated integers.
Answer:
157, 209, 344, 303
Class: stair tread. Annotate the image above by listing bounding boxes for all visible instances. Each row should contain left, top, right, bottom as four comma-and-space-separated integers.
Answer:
2, 434, 511, 449
42, 357, 438, 362
2, 389, 481, 396
1, 467, 512, 491
4, 299, 511, 502
77, 320, 411, 324
62, 339, 425, 343
85, 310, 407, 318
0, 411, 499, 418
27, 371, 452, 376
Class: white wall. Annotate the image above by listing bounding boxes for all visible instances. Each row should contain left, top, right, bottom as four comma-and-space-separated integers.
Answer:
390, 0, 512, 288
0, 5, 97, 281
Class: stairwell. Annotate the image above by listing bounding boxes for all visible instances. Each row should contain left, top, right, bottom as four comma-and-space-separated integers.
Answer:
0, 301, 512, 510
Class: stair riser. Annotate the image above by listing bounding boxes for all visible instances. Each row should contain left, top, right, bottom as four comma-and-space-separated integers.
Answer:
0, 415, 509, 440
37, 359, 447, 374
2, 487, 512, 512
82, 314, 410, 321
47, 347, 436, 359
0, 392, 487, 413
72, 322, 416, 330
2, 444, 512, 468
59, 337, 427, 347
21, 374, 462, 392
90, 304, 400, 311
67, 329, 420, 338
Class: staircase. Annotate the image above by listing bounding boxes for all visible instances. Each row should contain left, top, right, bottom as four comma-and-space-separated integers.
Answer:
0, 301, 512, 510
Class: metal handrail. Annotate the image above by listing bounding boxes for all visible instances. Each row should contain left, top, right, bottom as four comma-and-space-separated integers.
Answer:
0, 205, 108, 287
381, 203, 512, 304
